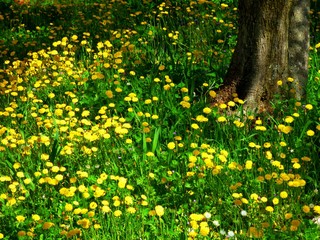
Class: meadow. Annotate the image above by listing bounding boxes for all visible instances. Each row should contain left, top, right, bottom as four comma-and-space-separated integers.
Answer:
0, 0, 319, 239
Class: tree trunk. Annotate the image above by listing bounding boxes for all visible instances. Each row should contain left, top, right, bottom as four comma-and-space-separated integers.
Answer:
219, 0, 309, 111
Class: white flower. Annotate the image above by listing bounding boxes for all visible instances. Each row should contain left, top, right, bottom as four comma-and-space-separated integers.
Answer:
212, 220, 220, 226
227, 230, 235, 238
240, 210, 247, 216
312, 216, 320, 226
220, 229, 226, 235
204, 212, 211, 219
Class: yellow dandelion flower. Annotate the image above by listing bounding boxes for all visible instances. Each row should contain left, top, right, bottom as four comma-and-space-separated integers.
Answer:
32, 214, 41, 221
118, 177, 127, 188
278, 124, 293, 134
302, 205, 310, 213
209, 90, 216, 98
293, 163, 301, 169
200, 226, 210, 236
217, 116, 227, 122
89, 202, 98, 209
180, 101, 191, 108
16, 215, 26, 222
265, 206, 274, 212
250, 193, 259, 201
191, 123, 200, 129
43, 222, 55, 230
155, 205, 165, 217
196, 115, 208, 122
301, 156, 311, 161
146, 152, 154, 157
227, 101, 235, 107
190, 213, 204, 221
314, 205, 320, 214
127, 207, 136, 214
101, 206, 111, 213
167, 142, 175, 150
306, 130, 315, 136
114, 210, 122, 217
65, 203, 73, 212
203, 107, 212, 114
305, 104, 313, 110
284, 116, 294, 123
272, 198, 279, 205
245, 160, 253, 170
291, 219, 300, 227
285, 213, 293, 219
280, 191, 288, 198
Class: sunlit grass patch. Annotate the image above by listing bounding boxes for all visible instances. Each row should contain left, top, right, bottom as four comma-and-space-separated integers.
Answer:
0, 0, 319, 239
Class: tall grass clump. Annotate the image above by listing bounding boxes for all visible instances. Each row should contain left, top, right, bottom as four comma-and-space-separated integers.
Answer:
0, 0, 319, 239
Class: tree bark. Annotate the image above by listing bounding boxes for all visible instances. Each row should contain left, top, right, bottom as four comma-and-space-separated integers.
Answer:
219, 0, 309, 111
288, 0, 310, 99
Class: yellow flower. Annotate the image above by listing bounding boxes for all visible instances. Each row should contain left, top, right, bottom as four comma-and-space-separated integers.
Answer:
306, 130, 315, 136
302, 205, 310, 213
118, 177, 127, 188
191, 123, 200, 130
101, 206, 111, 213
291, 219, 300, 227
17, 231, 26, 237
277, 80, 283, 86
278, 124, 292, 134
32, 214, 41, 221
196, 115, 208, 122
167, 142, 175, 150
16, 172, 24, 178
13, 162, 21, 169
155, 205, 165, 217
287, 77, 294, 82
293, 163, 301, 169
190, 213, 204, 221
250, 193, 259, 200
217, 116, 227, 122
43, 222, 55, 229
284, 116, 294, 123
305, 104, 313, 110
285, 213, 293, 219
65, 203, 73, 212
127, 207, 136, 214
146, 152, 154, 157
16, 215, 26, 222
77, 218, 90, 228
114, 210, 122, 217
181, 87, 188, 93
265, 206, 274, 212
272, 198, 279, 205
280, 191, 288, 199
48, 93, 55, 99
125, 196, 133, 205
89, 202, 98, 209
209, 90, 216, 98
314, 205, 320, 214
180, 101, 191, 109
227, 101, 235, 107
203, 107, 212, 114
200, 225, 210, 236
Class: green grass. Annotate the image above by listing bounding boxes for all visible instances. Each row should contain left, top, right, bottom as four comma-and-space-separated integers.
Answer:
0, 0, 319, 239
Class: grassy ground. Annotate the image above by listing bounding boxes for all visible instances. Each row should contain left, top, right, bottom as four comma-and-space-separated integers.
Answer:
0, 0, 319, 239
